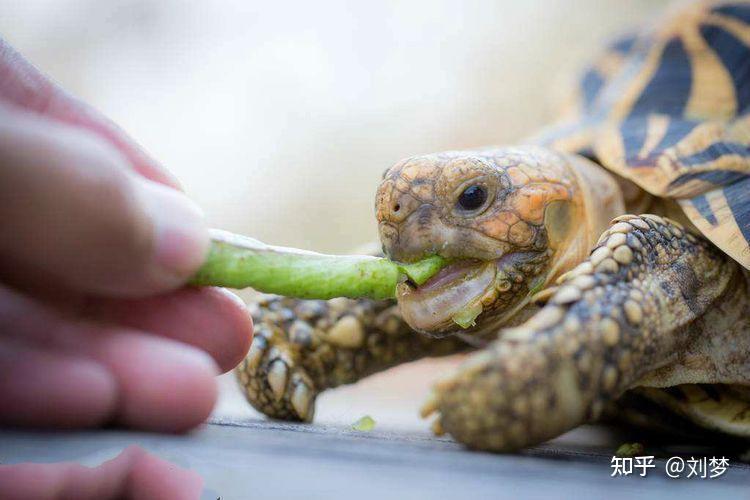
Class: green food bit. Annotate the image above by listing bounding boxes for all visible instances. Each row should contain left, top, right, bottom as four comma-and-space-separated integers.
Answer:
615, 442, 645, 457
451, 302, 483, 329
351, 415, 376, 431
189, 230, 448, 300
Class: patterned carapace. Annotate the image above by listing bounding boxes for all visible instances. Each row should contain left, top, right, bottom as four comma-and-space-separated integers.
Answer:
544, 1, 750, 268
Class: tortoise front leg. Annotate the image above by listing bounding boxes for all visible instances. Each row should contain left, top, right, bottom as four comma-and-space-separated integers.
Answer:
422, 214, 741, 451
237, 295, 468, 422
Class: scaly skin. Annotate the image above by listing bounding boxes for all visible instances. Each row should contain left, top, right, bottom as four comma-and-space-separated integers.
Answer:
376, 147, 578, 263
421, 215, 745, 451
237, 295, 469, 421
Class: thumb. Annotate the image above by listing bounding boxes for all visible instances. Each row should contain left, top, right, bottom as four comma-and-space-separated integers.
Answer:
0, 104, 209, 297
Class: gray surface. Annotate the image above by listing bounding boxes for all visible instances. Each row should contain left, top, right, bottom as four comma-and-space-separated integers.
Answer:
2, 419, 749, 499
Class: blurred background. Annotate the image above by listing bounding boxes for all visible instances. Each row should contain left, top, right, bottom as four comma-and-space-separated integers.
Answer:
1, 0, 669, 430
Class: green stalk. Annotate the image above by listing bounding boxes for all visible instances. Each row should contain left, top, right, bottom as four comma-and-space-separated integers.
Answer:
189, 229, 447, 300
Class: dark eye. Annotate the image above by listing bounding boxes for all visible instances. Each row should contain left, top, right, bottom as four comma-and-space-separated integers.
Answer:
457, 185, 487, 211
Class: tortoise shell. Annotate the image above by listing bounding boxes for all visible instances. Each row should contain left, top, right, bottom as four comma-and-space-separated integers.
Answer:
542, 1, 750, 269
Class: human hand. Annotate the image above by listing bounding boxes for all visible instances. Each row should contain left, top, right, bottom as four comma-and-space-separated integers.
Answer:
0, 38, 253, 432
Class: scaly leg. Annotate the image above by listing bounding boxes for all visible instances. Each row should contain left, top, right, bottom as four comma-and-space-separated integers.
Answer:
237, 295, 469, 421
422, 214, 743, 451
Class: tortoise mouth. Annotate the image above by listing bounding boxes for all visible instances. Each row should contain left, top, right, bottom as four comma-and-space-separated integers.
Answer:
396, 259, 499, 335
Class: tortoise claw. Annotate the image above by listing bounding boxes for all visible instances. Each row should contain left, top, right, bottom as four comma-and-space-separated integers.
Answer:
421, 386, 447, 437
290, 375, 315, 421
420, 389, 441, 419
267, 358, 289, 402
236, 323, 318, 422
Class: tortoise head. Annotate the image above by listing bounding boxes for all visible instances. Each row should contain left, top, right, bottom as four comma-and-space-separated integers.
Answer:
375, 146, 622, 336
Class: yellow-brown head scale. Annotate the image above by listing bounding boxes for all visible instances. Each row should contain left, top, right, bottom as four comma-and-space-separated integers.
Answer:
376, 146, 623, 336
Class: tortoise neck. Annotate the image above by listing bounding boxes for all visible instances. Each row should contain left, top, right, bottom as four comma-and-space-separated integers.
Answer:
543, 153, 625, 286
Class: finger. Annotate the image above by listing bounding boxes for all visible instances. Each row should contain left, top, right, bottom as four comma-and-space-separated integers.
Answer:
0, 446, 203, 500
0, 335, 219, 432
126, 446, 203, 499
0, 341, 117, 428
0, 286, 219, 432
85, 287, 253, 373
90, 330, 219, 432
0, 105, 208, 296
0, 38, 180, 189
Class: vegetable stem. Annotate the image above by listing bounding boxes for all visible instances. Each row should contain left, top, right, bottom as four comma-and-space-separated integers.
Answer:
189, 229, 447, 300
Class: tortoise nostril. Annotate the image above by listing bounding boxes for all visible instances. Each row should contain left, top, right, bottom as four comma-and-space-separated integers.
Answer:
393, 203, 401, 213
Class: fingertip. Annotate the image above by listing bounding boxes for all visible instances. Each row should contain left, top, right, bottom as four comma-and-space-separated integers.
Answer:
92, 332, 219, 432
87, 287, 253, 373
198, 288, 254, 372
0, 110, 209, 297
134, 178, 210, 286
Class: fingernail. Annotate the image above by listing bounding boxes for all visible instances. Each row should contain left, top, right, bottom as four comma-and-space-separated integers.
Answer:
135, 178, 209, 280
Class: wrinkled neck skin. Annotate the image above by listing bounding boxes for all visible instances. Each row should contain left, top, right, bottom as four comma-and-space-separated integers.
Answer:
545, 154, 624, 288
376, 147, 625, 338
475, 154, 626, 340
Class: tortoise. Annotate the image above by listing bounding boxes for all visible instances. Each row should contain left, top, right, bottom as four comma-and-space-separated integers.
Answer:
237, 0, 750, 452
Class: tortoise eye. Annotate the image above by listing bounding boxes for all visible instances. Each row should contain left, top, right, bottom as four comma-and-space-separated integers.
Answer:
457, 185, 487, 211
